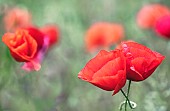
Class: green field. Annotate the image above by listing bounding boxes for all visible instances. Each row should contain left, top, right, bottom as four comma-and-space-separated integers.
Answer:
0, 0, 170, 111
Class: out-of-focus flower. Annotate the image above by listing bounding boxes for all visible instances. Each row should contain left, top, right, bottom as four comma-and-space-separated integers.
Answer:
2, 25, 58, 71
2, 29, 37, 62
118, 41, 165, 81
21, 27, 49, 71
26, 27, 45, 50
85, 22, 124, 52
154, 15, 170, 39
3, 7, 32, 32
2, 29, 40, 70
41, 25, 59, 47
78, 50, 126, 95
136, 4, 170, 29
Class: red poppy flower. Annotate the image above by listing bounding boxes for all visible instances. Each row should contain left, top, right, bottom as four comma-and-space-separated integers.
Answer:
41, 25, 59, 47
85, 22, 124, 52
22, 27, 49, 71
3, 7, 32, 32
2, 26, 50, 71
136, 4, 170, 29
78, 49, 126, 95
118, 41, 165, 81
26, 27, 45, 50
2, 29, 37, 62
154, 15, 170, 38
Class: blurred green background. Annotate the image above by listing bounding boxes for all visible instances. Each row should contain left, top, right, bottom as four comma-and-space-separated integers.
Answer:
0, 0, 170, 111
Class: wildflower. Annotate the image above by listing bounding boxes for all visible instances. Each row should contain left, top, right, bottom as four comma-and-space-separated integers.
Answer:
136, 4, 170, 29
41, 25, 59, 47
78, 50, 126, 95
85, 22, 124, 52
2, 25, 59, 71
3, 7, 32, 32
154, 15, 170, 38
2, 29, 41, 70
118, 41, 165, 81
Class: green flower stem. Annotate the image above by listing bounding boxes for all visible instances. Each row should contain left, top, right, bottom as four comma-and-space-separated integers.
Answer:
125, 80, 132, 110
120, 89, 134, 110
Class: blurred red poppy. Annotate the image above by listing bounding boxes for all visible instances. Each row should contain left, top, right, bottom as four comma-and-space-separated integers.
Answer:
85, 22, 124, 52
41, 25, 59, 47
26, 27, 45, 50
78, 49, 126, 95
136, 4, 170, 29
118, 41, 165, 81
2, 26, 52, 71
22, 26, 49, 71
155, 15, 170, 38
3, 7, 32, 32
2, 29, 41, 71
2, 29, 37, 62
